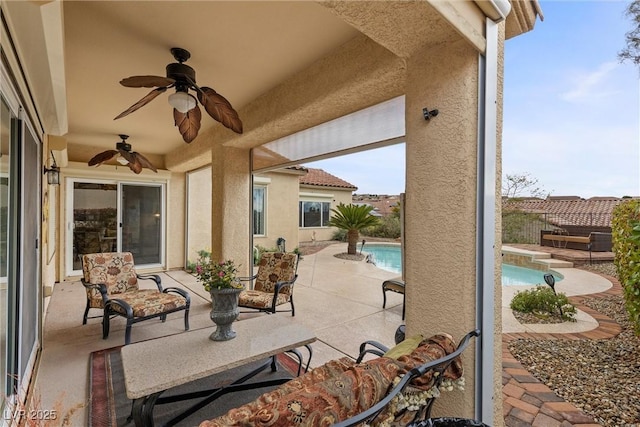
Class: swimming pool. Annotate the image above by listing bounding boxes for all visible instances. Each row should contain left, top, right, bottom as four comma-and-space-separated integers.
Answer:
361, 243, 563, 286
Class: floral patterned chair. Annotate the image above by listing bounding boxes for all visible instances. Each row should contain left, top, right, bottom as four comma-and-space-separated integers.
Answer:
199, 330, 480, 427
238, 252, 300, 316
81, 252, 191, 345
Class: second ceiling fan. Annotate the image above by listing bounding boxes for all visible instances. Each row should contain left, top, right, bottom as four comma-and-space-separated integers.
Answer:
114, 47, 243, 143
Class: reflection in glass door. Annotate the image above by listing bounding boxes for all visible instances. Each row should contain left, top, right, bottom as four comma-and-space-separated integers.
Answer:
72, 182, 117, 271
1, 96, 12, 398
121, 184, 162, 265
70, 181, 164, 273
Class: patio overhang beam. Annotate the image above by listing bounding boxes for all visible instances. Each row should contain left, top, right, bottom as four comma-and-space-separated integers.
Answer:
165, 35, 405, 172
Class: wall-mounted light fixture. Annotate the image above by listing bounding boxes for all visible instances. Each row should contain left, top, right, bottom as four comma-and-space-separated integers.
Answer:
423, 107, 439, 121
43, 150, 61, 185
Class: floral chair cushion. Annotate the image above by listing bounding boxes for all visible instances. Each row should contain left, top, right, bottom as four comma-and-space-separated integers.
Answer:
109, 289, 188, 317
238, 289, 290, 308
253, 252, 298, 295
199, 333, 463, 427
82, 252, 138, 307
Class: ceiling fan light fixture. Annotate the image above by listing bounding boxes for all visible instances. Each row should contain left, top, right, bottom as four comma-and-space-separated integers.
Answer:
168, 91, 196, 113
117, 155, 129, 165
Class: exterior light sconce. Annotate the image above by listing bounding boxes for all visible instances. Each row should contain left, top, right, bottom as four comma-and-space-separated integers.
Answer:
43, 150, 61, 185
423, 108, 439, 121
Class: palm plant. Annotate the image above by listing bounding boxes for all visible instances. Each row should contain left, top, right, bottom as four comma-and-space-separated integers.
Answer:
329, 203, 380, 255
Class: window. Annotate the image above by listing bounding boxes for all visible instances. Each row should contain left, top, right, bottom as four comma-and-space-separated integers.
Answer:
253, 186, 266, 235
299, 201, 330, 228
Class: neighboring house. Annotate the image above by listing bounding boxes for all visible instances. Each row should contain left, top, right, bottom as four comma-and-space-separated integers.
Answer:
353, 194, 402, 217
504, 196, 632, 228
502, 196, 637, 250
298, 168, 357, 242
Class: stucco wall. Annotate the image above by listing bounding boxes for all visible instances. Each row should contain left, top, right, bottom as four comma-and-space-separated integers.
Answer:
186, 167, 212, 264
298, 186, 353, 242
253, 171, 301, 252
404, 39, 480, 419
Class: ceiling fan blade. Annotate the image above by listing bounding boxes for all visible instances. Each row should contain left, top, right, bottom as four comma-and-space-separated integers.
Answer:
114, 87, 168, 120
196, 87, 243, 134
133, 152, 158, 173
118, 147, 137, 164
173, 104, 202, 143
120, 75, 175, 88
126, 156, 143, 174
88, 150, 118, 166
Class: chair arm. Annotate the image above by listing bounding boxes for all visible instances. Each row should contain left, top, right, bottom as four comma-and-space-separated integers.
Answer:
334, 329, 481, 427
162, 287, 191, 303
106, 298, 134, 318
137, 273, 163, 291
237, 274, 258, 289
273, 275, 297, 294
356, 340, 389, 363
81, 279, 108, 298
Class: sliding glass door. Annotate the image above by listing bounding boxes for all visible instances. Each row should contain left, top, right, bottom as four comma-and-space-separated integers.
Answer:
121, 184, 163, 265
68, 180, 165, 274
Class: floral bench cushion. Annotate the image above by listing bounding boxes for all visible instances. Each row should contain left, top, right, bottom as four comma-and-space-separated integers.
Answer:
199, 333, 462, 427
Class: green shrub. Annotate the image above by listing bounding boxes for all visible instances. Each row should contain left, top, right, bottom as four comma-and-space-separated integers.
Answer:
510, 286, 577, 322
332, 229, 348, 242
363, 216, 401, 239
612, 199, 640, 335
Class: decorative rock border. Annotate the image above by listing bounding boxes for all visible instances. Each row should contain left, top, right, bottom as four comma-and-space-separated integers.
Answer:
502, 273, 623, 426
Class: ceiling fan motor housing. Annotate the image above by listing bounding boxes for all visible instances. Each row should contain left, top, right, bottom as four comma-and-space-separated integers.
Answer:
166, 63, 196, 87
116, 142, 132, 151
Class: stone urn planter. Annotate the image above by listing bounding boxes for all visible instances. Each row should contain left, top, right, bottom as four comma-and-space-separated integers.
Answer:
209, 287, 242, 341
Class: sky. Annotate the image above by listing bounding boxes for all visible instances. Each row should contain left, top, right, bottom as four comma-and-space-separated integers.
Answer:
306, 1, 640, 198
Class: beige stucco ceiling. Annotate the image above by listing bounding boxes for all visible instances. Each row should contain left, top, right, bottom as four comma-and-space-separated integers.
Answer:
3, 1, 540, 172
62, 1, 360, 159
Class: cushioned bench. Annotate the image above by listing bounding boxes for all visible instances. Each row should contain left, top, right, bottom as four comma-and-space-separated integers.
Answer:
199, 330, 480, 427
542, 234, 592, 250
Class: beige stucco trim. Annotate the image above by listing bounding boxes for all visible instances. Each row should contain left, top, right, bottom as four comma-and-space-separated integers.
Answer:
505, 0, 542, 39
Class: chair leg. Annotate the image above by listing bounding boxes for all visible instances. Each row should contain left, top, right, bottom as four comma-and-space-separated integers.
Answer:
160, 314, 167, 322
184, 308, 190, 331
290, 296, 295, 317
382, 286, 388, 308
83, 301, 91, 325
102, 311, 110, 340
125, 320, 133, 345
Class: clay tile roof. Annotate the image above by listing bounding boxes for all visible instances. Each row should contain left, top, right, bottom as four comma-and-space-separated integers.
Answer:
299, 168, 357, 190
505, 197, 635, 227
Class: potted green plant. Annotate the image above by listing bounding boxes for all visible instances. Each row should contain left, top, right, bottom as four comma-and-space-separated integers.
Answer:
194, 250, 244, 341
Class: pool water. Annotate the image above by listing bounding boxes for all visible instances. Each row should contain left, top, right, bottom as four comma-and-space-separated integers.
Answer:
502, 264, 562, 286
361, 244, 402, 274
361, 243, 563, 286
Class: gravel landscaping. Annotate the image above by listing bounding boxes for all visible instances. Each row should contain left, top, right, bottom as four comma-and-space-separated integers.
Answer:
508, 262, 640, 426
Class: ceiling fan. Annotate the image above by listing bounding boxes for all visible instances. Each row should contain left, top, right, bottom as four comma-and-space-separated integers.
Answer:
88, 135, 157, 174
114, 47, 243, 143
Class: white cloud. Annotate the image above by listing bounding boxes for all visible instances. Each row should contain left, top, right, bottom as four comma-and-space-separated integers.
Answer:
559, 61, 619, 103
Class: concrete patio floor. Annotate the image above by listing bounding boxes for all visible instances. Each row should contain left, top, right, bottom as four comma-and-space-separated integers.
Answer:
33, 243, 614, 425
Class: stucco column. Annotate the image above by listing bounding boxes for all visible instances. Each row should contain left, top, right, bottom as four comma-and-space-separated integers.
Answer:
404, 39, 480, 418
210, 144, 252, 275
